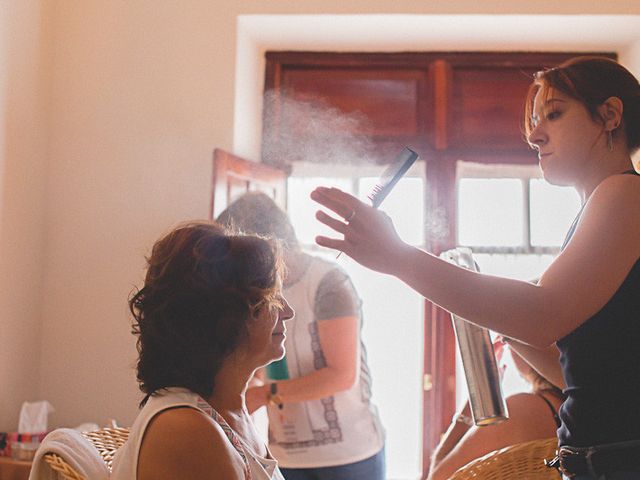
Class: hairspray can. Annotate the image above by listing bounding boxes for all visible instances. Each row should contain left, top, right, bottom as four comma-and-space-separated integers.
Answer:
440, 247, 508, 426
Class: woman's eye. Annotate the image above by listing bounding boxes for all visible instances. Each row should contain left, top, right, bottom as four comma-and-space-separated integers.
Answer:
546, 110, 561, 120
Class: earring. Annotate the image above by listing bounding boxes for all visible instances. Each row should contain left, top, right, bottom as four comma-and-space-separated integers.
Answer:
607, 130, 614, 152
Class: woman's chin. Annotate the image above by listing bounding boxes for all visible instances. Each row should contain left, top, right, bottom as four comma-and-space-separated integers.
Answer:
541, 166, 573, 187
269, 345, 286, 363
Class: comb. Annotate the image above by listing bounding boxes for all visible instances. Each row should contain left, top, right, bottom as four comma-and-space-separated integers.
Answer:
367, 147, 419, 208
335, 147, 419, 259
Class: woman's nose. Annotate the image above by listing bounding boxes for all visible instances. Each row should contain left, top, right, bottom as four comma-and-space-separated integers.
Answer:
528, 124, 547, 150
280, 298, 295, 322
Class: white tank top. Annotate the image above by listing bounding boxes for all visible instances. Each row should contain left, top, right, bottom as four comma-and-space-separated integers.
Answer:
267, 256, 385, 468
111, 388, 284, 480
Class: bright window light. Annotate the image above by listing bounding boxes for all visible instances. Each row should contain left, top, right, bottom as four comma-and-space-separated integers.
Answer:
359, 177, 425, 246
457, 178, 523, 247
288, 175, 424, 480
287, 177, 353, 245
530, 179, 581, 247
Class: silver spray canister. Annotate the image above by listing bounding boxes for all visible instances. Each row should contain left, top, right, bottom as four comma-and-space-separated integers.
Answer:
440, 247, 508, 426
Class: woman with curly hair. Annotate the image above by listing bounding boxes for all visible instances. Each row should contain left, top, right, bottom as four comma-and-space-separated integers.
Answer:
111, 221, 294, 480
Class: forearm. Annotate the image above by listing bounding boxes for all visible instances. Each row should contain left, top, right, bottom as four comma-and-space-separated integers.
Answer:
274, 365, 356, 404
429, 427, 479, 480
391, 244, 559, 347
504, 337, 566, 389
430, 403, 472, 470
249, 365, 356, 411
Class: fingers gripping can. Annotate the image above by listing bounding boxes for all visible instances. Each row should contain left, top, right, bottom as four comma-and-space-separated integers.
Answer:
440, 247, 509, 426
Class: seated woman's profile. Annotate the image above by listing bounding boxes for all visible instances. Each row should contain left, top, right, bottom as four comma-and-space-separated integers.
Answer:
111, 221, 294, 480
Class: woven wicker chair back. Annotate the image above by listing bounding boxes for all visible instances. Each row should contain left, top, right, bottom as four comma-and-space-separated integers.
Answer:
41, 427, 130, 480
448, 437, 560, 480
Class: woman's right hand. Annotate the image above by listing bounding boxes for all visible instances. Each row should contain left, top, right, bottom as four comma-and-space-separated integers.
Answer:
310, 187, 409, 275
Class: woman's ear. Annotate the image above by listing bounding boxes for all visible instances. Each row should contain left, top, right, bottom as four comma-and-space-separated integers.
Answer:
598, 96, 624, 131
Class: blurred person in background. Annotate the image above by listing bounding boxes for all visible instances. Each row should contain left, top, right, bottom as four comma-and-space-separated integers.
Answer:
217, 192, 385, 480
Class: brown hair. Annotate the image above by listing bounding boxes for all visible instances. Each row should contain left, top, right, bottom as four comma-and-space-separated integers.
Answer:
129, 221, 284, 404
524, 56, 640, 153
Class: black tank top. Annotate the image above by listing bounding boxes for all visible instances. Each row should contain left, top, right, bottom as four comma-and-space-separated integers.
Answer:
557, 170, 640, 447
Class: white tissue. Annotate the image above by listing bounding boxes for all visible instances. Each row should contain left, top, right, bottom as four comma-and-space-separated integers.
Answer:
74, 423, 99, 432
18, 400, 54, 434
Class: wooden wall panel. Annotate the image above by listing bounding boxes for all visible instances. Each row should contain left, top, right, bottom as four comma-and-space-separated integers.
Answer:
449, 67, 535, 151
282, 69, 427, 138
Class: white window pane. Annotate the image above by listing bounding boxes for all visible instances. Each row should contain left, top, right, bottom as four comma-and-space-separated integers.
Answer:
359, 177, 424, 246
291, 173, 425, 479
287, 177, 353, 245
342, 256, 424, 480
530, 179, 581, 247
457, 179, 523, 247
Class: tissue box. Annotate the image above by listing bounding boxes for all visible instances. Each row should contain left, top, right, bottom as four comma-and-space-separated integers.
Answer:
0, 432, 47, 457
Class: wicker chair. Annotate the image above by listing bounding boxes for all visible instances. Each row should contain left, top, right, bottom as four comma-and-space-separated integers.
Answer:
448, 437, 561, 480
42, 427, 130, 480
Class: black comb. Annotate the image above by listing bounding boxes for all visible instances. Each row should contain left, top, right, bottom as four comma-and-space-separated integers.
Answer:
335, 147, 418, 259
367, 147, 419, 208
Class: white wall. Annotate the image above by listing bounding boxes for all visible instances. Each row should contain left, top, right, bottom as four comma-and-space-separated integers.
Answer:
0, 0, 639, 430
0, 0, 51, 431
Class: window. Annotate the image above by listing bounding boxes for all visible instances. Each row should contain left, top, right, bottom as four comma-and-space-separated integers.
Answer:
454, 161, 581, 403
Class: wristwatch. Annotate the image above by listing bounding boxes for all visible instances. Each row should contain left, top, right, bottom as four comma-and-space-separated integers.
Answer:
268, 382, 284, 410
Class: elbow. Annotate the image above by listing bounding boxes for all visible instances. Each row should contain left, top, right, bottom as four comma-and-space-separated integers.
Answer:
341, 369, 358, 391
345, 369, 358, 390
332, 367, 358, 393
528, 335, 556, 350
526, 318, 569, 348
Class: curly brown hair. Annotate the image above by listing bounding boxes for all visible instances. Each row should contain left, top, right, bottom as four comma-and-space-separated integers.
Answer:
129, 221, 284, 405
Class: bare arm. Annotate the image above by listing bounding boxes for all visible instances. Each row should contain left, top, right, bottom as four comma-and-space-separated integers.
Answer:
312, 175, 640, 347
246, 315, 358, 412
504, 337, 566, 389
138, 407, 245, 480
429, 401, 472, 473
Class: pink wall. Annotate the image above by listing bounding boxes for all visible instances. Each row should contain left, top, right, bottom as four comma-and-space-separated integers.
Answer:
0, 0, 638, 431
0, 0, 51, 431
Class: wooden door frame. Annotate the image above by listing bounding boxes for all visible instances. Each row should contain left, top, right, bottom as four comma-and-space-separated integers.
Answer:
211, 148, 288, 219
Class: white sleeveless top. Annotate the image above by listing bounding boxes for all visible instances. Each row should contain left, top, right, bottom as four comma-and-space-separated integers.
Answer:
111, 388, 284, 480
267, 256, 385, 468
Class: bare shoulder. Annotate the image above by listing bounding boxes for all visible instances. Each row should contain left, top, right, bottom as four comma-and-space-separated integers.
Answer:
464, 393, 557, 445
589, 172, 640, 213
138, 407, 245, 480
579, 172, 640, 248
500, 392, 559, 440
505, 391, 550, 412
